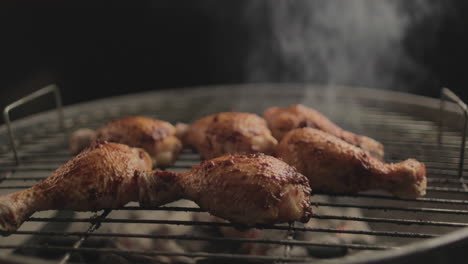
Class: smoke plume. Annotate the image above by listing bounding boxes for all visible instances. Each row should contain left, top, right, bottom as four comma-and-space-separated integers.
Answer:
245, 0, 439, 91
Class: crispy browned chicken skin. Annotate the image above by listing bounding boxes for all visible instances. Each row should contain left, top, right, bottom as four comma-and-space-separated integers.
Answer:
276, 128, 426, 199
70, 116, 182, 167
0, 149, 312, 232
264, 104, 384, 159
0, 142, 153, 232
181, 112, 278, 159
140, 154, 312, 225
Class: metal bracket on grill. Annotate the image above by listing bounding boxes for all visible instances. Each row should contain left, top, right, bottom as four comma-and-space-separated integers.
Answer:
438, 87, 468, 179
3, 84, 64, 165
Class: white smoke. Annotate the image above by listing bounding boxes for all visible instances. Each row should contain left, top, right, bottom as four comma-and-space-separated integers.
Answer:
245, 0, 438, 90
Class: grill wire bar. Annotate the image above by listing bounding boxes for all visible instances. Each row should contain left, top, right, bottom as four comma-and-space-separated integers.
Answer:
15, 217, 439, 236
2, 85, 468, 263
0, 245, 320, 263
0, 232, 395, 250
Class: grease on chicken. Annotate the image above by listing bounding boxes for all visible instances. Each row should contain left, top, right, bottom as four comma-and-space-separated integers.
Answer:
70, 116, 182, 167
140, 154, 313, 226
276, 128, 426, 199
264, 104, 384, 159
181, 112, 278, 159
0, 142, 153, 232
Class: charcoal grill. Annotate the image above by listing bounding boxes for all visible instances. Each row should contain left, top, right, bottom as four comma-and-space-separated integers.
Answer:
1, 83, 468, 264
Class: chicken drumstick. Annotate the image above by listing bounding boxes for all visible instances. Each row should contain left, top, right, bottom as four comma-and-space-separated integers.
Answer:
276, 128, 426, 199
264, 104, 384, 159
70, 116, 182, 167
140, 154, 312, 225
0, 141, 153, 232
180, 112, 278, 159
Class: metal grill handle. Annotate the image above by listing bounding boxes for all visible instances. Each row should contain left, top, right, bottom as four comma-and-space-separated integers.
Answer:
438, 87, 468, 179
3, 84, 64, 165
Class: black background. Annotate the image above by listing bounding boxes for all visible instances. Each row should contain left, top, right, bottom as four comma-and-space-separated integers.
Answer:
0, 2, 467, 121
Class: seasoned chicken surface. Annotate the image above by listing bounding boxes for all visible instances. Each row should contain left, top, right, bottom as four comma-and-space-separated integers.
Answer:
181, 112, 278, 159
69, 128, 96, 154
140, 154, 313, 225
0, 142, 153, 232
0, 150, 312, 232
276, 128, 426, 199
264, 104, 384, 159
70, 116, 182, 167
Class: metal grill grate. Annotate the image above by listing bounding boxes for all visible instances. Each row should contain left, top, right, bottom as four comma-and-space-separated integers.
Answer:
1, 84, 468, 263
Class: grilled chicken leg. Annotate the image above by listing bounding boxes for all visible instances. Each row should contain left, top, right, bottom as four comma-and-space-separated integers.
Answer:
0, 141, 153, 232
276, 128, 426, 198
264, 104, 384, 159
0, 148, 311, 232
70, 116, 182, 167
140, 154, 312, 225
180, 112, 278, 159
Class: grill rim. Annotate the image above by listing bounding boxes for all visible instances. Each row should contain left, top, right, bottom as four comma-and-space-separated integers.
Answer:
1, 83, 464, 149
1, 83, 468, 264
